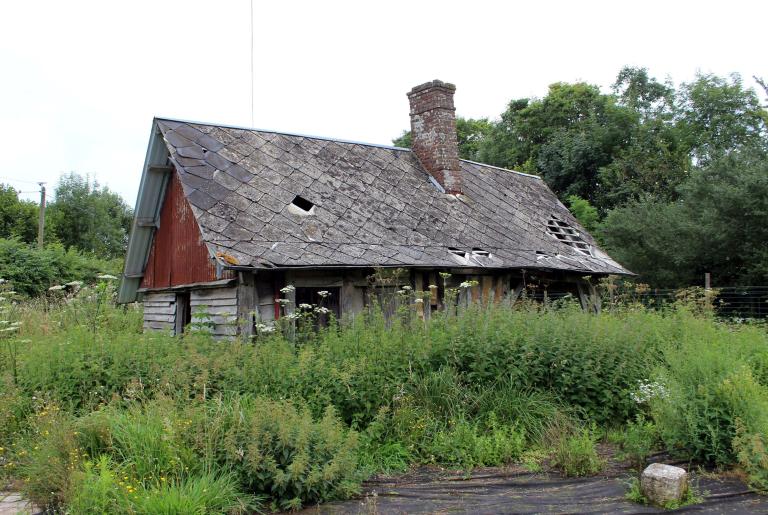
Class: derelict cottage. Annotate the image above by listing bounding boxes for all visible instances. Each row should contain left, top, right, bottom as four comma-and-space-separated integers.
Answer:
119, 80, 631, 337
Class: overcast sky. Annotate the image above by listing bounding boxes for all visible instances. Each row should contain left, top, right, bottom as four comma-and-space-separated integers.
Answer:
1, 0, 765, 204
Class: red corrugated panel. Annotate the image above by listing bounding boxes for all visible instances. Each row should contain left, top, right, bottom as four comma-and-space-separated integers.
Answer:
140, 170, 227, 289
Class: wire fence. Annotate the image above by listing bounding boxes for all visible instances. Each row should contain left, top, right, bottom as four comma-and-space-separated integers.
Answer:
525, 284, 768, 322
640, 286, 768, 319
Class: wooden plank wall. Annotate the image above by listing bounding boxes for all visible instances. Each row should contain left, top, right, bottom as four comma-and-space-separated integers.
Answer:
190, 287, 239, 338
143, 292, 176, 332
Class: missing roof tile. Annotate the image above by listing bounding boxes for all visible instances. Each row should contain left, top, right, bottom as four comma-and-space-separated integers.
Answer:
472, 248, 490, 257
289, 195, 315, 216
546, 215, 593, 257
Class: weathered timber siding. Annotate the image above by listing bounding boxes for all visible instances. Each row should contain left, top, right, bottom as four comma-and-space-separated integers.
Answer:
143, 292, 176, 332
190, 287, 238, 338
141, 170, 231, 289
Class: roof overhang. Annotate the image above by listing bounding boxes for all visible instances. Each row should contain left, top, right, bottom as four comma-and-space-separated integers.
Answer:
118, 119, 174, 303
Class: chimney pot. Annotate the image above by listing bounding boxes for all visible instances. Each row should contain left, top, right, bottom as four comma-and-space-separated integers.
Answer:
407, 80, 462, 194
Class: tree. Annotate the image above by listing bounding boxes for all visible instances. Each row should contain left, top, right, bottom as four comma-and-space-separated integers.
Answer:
47, 173, 133, 258
600, 148, 768, 287
478, 82, 636, 204
677, 73, 767, 165
392, 117, 493, 161
0, 184, 38, 243
566, 195, 599, 234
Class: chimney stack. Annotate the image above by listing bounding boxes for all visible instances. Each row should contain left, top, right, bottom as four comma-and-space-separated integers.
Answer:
407, 80, 462, 194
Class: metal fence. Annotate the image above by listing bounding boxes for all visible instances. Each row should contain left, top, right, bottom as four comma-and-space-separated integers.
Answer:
611, 286, 768, 320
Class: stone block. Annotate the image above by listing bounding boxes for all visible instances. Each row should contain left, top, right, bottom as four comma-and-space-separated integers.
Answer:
641, 463, 688, 506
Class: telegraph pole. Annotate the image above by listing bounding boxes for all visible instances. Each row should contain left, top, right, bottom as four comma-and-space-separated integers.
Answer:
37, 182, 46, 248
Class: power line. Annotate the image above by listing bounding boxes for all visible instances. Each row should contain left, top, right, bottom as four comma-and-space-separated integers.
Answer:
0, 176, 43, 185
250, 0, 254, 127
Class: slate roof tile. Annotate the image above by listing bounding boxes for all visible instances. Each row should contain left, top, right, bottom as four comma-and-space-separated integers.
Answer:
156, 119, 631, 275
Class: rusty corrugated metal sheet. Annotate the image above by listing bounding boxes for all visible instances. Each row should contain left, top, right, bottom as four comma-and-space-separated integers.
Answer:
141, 170, 232, 289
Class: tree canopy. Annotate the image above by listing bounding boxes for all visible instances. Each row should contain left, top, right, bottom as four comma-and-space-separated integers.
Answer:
47, 173, 133, 259
394, 68, 768, 287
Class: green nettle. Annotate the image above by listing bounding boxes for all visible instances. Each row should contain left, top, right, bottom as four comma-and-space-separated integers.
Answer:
3, 285, 768, 510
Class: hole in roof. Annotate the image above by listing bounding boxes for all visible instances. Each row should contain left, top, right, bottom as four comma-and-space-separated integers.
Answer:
448, 247, 468, 258
291, 195, 314, 212
546, 215, 593, 257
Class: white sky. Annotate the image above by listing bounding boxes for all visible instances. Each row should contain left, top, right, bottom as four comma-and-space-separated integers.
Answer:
1, 0, 765, 205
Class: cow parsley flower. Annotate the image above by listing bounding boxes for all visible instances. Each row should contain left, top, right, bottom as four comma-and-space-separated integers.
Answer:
315, 306, 331, 314
317, 290, 331, 298
275, 298, 291, 305
96, 274, 118, 280
280, 285, 295, 294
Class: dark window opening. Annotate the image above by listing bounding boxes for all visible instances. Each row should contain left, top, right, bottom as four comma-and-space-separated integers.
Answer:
175, 292, 191, 335
291, 195, 315, 212
295, 287, 340, 326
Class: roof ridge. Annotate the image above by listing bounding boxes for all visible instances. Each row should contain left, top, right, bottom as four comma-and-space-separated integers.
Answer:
155, 117, 542, 180
460, 159, 542, 180
155, 116, 411, 152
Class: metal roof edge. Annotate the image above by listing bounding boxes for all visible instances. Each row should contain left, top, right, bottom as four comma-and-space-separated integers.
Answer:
460, 159, 543, 180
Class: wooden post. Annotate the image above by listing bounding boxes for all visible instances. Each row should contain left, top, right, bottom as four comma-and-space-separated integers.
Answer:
704, 272, 711, 290
37, 183, 46, 248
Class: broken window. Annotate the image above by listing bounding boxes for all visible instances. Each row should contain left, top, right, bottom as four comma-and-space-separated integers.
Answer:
546, 215, 593, 256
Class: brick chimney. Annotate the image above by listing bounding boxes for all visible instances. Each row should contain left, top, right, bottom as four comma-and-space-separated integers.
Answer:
407, 80, 462, 194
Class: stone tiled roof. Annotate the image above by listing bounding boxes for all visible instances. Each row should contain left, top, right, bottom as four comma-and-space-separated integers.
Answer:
157, 118, 631, 275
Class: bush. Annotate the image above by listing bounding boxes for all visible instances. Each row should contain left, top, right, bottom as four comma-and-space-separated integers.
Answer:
551, 427, 603, 477
184, 395, 360, 511
0, 238, 121, 297
651, 335, 768, 465
734, 419, 768, 493
618, 415, 659, 470
427, 417, 525, 468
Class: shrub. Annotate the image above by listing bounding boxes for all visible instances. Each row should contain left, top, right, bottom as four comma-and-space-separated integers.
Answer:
426, 417, 525, 468
734, 419, 768, 493
551, 427, 603, 477
619, 415, 659, 470
652, 348, 768, 465
184, 395, 360, 511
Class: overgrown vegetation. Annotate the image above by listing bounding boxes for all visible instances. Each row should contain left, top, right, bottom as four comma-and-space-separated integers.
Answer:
2, 278, 768, 511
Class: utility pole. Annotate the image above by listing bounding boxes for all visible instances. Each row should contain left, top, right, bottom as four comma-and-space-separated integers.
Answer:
37, 182, 46, 249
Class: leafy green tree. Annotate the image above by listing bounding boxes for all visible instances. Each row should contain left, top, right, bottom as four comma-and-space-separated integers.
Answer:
478, 82, 636, 204
566, 195, 599, 234
392, 117, 493, 161
677, 73, 767, 165
47, 173, 133, 258
600, 148, 768, 287
0, 184, 38, 243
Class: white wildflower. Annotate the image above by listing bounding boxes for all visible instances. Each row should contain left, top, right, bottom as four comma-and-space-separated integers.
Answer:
314, 306, 331, 314
317, 290, 331, 298
275, 298, 291, 305
255, 323, 275, 334
298, 303, 313, 310
0, 326, 18, 333
96, 274, 118, 280
65, 281, 83, 287
48, 285, 65, 291
280, 285, 295, 294
401, 285, 412, 291
631, 380, 668, 404
460, 281, 473, 288
428, 284, 438, 290
414, 298, 424, 304
285, 312, 300, 320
